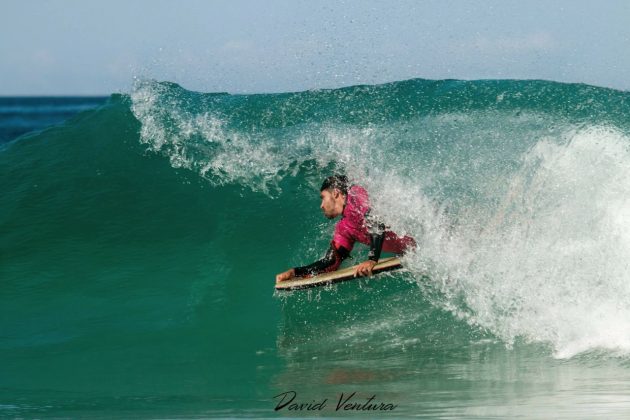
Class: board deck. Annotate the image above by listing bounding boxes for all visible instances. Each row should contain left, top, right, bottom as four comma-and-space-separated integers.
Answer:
275, 257, 402, 291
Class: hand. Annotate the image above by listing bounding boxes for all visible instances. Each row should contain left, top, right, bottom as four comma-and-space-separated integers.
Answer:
276, 268, 296, 283
354, 260, 377, 277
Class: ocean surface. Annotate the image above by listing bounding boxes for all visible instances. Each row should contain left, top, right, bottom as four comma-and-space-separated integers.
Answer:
2, 79, 630, 418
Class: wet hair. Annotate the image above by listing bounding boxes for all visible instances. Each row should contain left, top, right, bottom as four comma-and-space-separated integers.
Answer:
320, 175, 349, 194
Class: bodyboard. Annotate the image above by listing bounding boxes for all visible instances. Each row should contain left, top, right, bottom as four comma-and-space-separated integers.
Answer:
275, 257, 402, 291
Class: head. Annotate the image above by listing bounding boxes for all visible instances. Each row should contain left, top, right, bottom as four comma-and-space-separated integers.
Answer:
320, 175, 348, 219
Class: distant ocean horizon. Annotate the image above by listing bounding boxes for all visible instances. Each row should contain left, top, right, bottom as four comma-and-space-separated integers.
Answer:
0, 96, 108, 144
3, 78, 630, 418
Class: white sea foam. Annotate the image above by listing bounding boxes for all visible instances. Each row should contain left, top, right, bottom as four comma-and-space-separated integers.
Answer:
385, 126, 630, 358
130, 80, 304, 194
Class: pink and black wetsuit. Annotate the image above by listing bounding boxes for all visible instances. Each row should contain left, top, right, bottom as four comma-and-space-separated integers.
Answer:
293, 185, 416, 277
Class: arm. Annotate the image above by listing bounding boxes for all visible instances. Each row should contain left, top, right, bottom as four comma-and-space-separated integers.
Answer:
354, 211, 386, 277
293, 242, 350, 277
368, 230, 385, 262
275, 242, 350, 283
366, 211, 386, 262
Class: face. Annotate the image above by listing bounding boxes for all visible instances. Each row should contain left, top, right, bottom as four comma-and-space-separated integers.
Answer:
320, 189, 341, 219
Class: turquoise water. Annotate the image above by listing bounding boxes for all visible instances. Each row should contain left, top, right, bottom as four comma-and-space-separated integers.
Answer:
3, 79, 630, 417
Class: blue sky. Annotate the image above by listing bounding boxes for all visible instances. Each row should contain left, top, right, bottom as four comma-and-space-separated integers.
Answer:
2, 0, 629, 95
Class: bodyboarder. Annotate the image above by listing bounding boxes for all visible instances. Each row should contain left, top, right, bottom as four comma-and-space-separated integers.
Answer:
275, 175, 416, 283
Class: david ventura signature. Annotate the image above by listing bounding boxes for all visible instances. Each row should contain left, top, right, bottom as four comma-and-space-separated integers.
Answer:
273, 391, 397, 412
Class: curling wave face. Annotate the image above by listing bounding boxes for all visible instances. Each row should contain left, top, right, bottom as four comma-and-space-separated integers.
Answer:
129, 78, 630, 358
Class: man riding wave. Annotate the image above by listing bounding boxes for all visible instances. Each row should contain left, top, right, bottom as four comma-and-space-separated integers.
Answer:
276, 175, 416, 282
